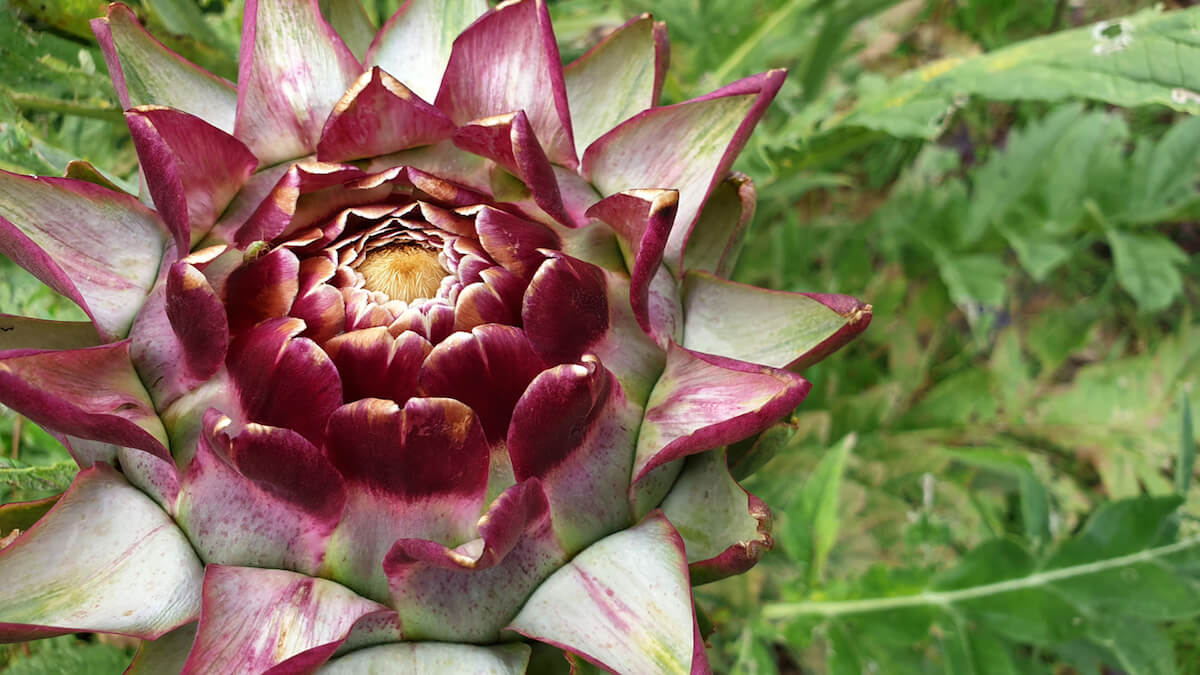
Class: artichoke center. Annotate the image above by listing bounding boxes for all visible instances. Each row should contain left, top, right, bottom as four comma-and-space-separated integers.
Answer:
357, 244, 445, 303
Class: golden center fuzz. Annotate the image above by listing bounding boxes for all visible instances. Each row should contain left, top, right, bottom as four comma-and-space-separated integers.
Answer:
357, 245, 445, 303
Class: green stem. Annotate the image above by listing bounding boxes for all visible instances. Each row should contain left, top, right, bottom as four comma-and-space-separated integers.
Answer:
710, 0, 816, 85
8, 93, 123, 122
763, 536, 1200, 620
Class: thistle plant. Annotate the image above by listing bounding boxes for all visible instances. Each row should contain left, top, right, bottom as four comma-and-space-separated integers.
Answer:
0, 0, 870, 672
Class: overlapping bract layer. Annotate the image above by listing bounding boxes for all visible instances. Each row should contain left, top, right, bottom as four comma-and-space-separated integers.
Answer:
0, 1, 871, 673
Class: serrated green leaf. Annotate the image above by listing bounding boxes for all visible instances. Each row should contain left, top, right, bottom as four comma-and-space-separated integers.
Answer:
832, 6, 1200, 139
0, 459, 78, 495
1121, 115, 1200, 225
1025, 303, 1098, 375
730, 626, 779, 675
1107, 230, 1188, 312
935, 252, 1009, 309
1, 635, 133, 675
965, 104, 1087, 244
1180, 391, 1196, 495
904, 369, 998, 428
766, 496, 1200, 661
10, 0, 105, 41
823, 621, 861, 675
969, 633, 1022, 675
1090, 619, 1178, 675
0, 93, 59, 175
937, 612, 976, 675
780, 434, 854, 587
1017, 470, 1050, 544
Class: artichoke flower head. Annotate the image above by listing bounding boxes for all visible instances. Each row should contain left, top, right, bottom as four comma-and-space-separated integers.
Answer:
0, 0, 871, 672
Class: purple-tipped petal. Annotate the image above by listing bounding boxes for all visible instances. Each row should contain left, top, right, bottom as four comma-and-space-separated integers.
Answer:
324, 327, 430, 403
227, 317, 343, 443
507, 511, 708, 675
236, 0, 364, 166
522, 252, 665, 404
366, 0, 488, 103
0, 342, 170, 462
383, 479, 567, 642
125, 623, 197, 675
324, 397, 488, 510
126, 106, 258, 247
320, 642, 530, 674
292, 256, 346, 344
659, 450, 772, 585
223, 247, 300, 334
473, 206, 561, 282
318, 67, 456, 162
633, 344, 811, 486
209, 163, 291, 245
91, 3, 237, 132
232, 161, 367, 247
387, 478, 548, 572
682, 271, 873, 370
0, 315, 99, 352
582, 70, 785, 274
564, 15, 668, 152
419, 324, 546, 445
181, 565, 388, 674
329, 609, 405, 658
435, 0, 576, 167
367, 141, 493, 196
553, 165, 603, 230
0, 172, 169, 340
680, 173, 755, 278
175, 410, 346, 574
0, 464, 202, 641
321, 397, 489, 601
166, 262, 229, 379
130, 280, 204, 408
586, 189, 679, 345
453, 112, 573, 225
508, 358, 640, 552
453, 277, 521, 330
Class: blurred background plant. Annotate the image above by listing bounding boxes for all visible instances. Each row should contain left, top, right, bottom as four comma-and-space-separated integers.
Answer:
1, 0, 1198, 672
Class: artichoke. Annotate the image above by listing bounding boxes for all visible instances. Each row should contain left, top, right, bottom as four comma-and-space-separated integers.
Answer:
0, 1, 871, 672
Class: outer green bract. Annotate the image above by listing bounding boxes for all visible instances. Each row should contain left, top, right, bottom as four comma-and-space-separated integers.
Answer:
0, 1, 871, 672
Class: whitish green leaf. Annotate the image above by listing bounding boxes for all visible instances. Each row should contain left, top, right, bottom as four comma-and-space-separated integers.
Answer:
1107, 230, 1188, 312
832, 6, 1200, 139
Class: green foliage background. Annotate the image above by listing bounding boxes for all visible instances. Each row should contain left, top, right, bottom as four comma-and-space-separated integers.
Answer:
0, 0, 1198, 672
